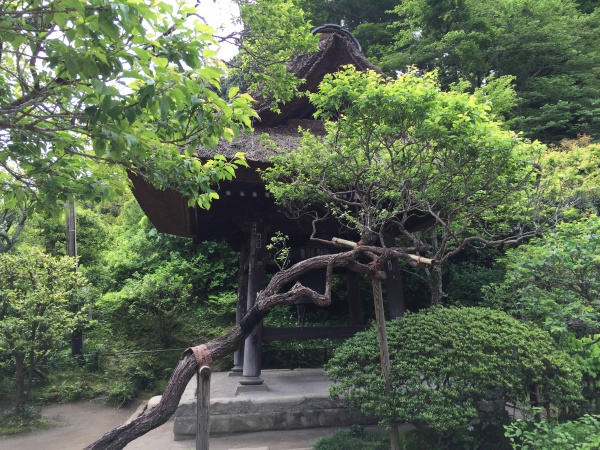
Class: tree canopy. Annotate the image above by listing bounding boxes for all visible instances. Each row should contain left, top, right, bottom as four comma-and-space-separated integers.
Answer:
485, 215, 600, 340
0, 0, 256, 210
0, 249, 89, 411
263, 66, 544, 303
389, 0, 600, 142
300, 0, 600, 142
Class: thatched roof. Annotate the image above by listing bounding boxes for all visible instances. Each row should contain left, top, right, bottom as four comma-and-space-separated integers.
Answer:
194, 27, 380, 164
195, 119, 325, 164
132, 27, 385, 240
254, 28, 383, 127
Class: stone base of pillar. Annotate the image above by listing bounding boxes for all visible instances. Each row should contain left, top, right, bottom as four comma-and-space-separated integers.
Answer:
228, 368, 243, 377
235, 382, 270, 395
239, 375, 264, 385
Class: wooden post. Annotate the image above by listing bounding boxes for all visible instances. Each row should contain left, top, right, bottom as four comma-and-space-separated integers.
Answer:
231, 239, 250, 374
196, 365, 211, 450
66, 203, 78, 268
240, 220, 266, 386
66, 203, 83, 358
384, 234, 405, 319
371, 277, 400, 450
346, 271, 364, 326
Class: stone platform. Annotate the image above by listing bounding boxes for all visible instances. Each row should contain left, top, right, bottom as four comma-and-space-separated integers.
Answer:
171, 368, 375, 440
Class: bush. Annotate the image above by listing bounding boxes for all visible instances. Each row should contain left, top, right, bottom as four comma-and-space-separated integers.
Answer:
313, 426, 389, 450
505, 414, 600, 449
313, 425, 435, 450
107, 380, 137, 407
0, 250, 90, 412
325, 307, 582, 442
0, 405, 49, 435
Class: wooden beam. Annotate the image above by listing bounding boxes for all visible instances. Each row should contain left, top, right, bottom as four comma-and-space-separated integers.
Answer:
346, 271, 364, 325
262, 325, 368, 341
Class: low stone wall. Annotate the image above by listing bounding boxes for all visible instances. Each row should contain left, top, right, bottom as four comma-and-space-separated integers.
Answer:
173, 394, 375, 439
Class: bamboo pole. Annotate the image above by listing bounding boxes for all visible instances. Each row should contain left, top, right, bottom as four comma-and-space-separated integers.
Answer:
196, 365, 211, 450
331, 237, 434, 266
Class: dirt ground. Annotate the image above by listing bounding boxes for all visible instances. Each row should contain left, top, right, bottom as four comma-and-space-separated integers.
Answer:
0, 401, 140, 450
0, 401, 338, 450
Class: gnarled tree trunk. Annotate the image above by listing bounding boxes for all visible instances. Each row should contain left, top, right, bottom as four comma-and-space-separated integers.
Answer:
85, 245, 427, 450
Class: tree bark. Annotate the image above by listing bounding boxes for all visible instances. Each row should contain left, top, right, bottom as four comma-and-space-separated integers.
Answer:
428, 265, 443, 305
371, 277, 400, 450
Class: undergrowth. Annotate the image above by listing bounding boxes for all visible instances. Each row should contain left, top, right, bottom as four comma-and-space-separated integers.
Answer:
0, 405, 51, 435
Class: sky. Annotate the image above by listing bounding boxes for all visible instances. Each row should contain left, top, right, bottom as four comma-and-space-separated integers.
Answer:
194, 0, 241, 60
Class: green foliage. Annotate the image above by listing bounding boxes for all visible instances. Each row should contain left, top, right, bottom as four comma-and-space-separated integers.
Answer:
0, 0, 256, 211
505, 414, 600, 450
443, 248, 506, 306
106, 380, 137, 407
484, 215, 600, 408
0, 249, 90, 411
267, 231, 290, 270
450, 75, 520, 126
16, 205, 112, 268
236, 0, 318, 111
313, 426, 391, 450
386, 0, 600, 142
98, 263, 192, 347
0, 205, 28, 253
95, 229, 238, 348
326, 307, 581, 437
0, 405, 49, 435
540, 136, 600, 217
484, 215, 600, 339
264, 66, 542, 270
78, 198, 239, 398
297, 0, 398, 31
93, 199, 238, 293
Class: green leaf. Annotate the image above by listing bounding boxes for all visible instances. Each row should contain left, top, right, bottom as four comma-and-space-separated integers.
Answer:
159, 93, 169, 118
228, 86, 240, 99
98, 12, 121, 42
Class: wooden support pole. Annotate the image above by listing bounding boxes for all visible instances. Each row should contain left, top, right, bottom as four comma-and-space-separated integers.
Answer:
66, 203, 84, 358
196, 365, 211, 450
346, 271, 364, 326
384, 233, 405, 319
241, 220, 266, 386
231, 239, 250, 374
371, 277, 400, 450
66, 203, 78, 267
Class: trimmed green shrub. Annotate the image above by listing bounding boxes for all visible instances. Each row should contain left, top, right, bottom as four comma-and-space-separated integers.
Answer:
326, 307, 582, 437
